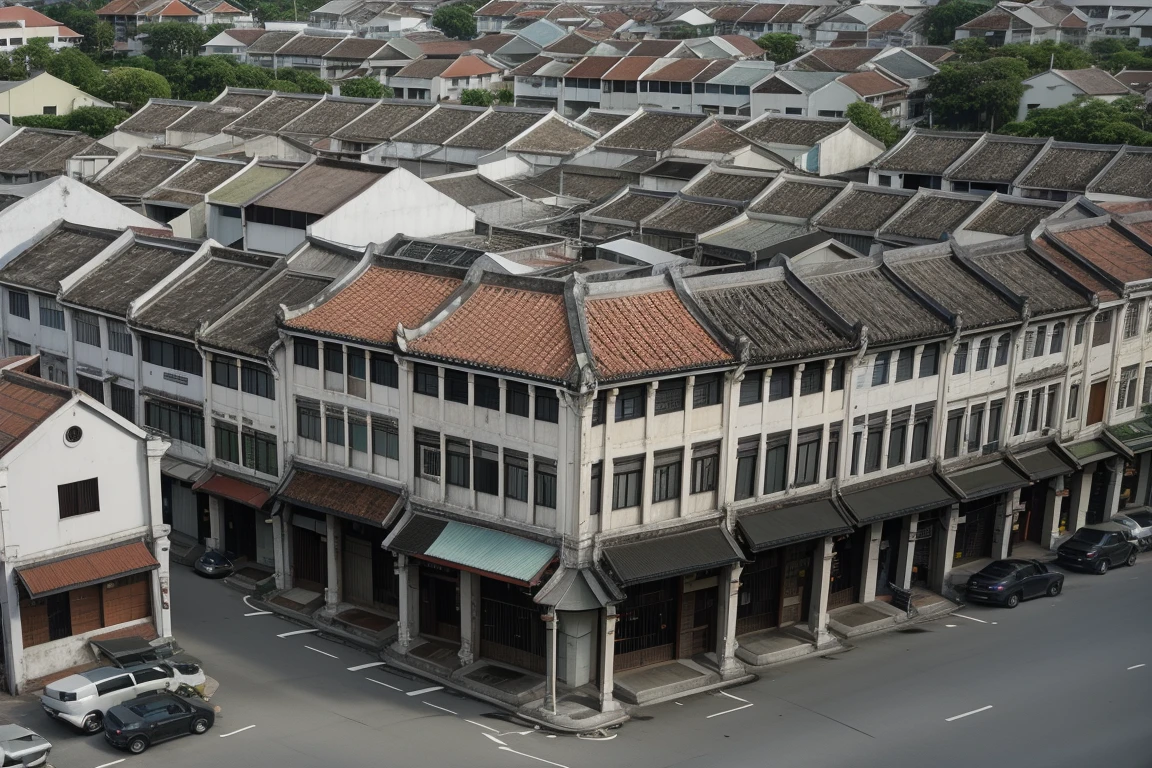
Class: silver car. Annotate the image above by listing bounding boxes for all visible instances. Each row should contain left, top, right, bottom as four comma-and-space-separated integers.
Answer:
41, 661, 205, 734
0, 724, 51, 767
1114, 512, 1152, 552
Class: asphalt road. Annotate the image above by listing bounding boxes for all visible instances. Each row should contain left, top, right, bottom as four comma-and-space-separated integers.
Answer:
13, 554, 1152, 768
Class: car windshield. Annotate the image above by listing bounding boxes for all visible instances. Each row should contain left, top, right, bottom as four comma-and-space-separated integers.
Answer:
1127, 512, 1152, 526
1072, 529, 1108, 544
202, 552, 227, 565
981, 563, 1016, 577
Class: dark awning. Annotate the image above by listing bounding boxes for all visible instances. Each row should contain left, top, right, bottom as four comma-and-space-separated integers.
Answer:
839, 473, 958, 526
16, 542, 158, 599
277, 466, 402, 528
386, 513, 556, 586
601, 527, 745, 586
1108, 417, 1152, 455
737, 496, 852, 552
193, 472, 271, 509
945, 459, 1030, 500
1011, 444, 1077, 481
1065, 438, 1115, 466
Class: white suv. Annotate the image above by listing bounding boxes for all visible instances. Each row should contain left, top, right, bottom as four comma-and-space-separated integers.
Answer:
41, 661, 205, 734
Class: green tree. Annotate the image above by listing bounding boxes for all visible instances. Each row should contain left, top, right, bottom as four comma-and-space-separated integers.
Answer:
46, 47, 105, 94
754, 33, 801, 64
45, 5, 103, 53
1002, 94, 1152, 144
268, 78, 302, 92
12, 38, 55, 72
166, 55, 240, 100
137, 21, 211, 58
922, 0, 990, 45
431, 3, 476, 40
992, 40, 1091, 72
102, 67, 171, 109
951, 37, 990, 61
495, 86, 513, 105
274, 67, 331, 94
0, 53, 22, 81
94, 21, 115, 55
460, 88, 493, 106
846, 101, 899, 147
62, 105, 131, 137
927, 56, 1029, 129
1089, 37, 1139, 59
233, 63, 273, 88
340, 77, 387, 98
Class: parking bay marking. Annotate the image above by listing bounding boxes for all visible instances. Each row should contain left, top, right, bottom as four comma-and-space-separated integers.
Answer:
348, 662, 386, 671
945, 706, 993, 722
219, 725, 257, 738
242, 596, 271, 616
277, 629, 319, 638
1129, 664, 1146, 670
407, 686, 444, 696
305, 645, 338, 659
366, 677, 403, 691
95, 760, 126, 768
466, 719, 499, 732
423, 702, 458, 715
953, 614, 989, 625
497, 746, 570, 768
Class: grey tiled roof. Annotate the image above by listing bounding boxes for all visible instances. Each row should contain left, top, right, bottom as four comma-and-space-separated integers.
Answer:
226, 95, 320, 134
815, 188, 911, 232
1016, 145, 1116, 191
806, 265, 949, 345
63, 242, 194, 316
92, 152, 189, 200
698, 217, 808, 254
642, 198, 740, 235
965, 199, 1057, 236
967, 249, 1088, 315
749, 179, 844, 218
874, 132, 981, 174
281, 98, 374, 137
203, 271, 332, 358
740, 116, 844, 146
587, 189, 672, 223
0, 224, 119, 294
889, 253, 1018, 328
597, 111, 708, 151
880, 195, 982, 241
444, 109, 547, 151
682, 170, 773, 202
332, 101, 432, 143
427, 174, 516, 207
392, 106, 485, 145
946, 137, 1046, 184
118, 101, 196, 134
1089, 149, 1152, 198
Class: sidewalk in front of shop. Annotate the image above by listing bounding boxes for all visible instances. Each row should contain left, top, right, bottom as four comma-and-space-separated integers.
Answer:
945, 540, 1062, 600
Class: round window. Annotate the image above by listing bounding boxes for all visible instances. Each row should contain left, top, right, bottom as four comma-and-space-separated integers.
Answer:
64, 426, 83, 445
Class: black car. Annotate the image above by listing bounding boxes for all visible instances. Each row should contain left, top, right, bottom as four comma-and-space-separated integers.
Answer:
194, 550, 234, 579
104, 693, 215, 754
1056, 522, 1138, 574
965, 559, 1064, 608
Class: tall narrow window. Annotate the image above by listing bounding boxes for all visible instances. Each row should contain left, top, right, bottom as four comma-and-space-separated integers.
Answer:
370, 356, 399, 388
38, 296, 64, 330
967, 404, 984, 453
1074, 318, 1085, 346
414, 364, 439, 397
1021, 330, 1035, 360
975, 337, 991, 370
1032, 325, 1047, 358
474, 375, 500, 409
535, 387, 560, 423
348, 413, 368, 453
1067, 383, 1080, 420
1050, 322, 1065, 354
691, 442, 719, 494
769, 367, 793, 401
919, 344, 939, 377
297, 401, 321, 441
1012, 392, 1028, 436
945, 408, 963, 459
987, 398, 1004, 446
241, 362, 275, 399
7, 289, 28, 319
693, 373, 722, 408
372, 417, 399, 460
953, 342, 969, 375
474, 443, 499, 495
1118, 365, 1138, 410
763, 434, 788, 494
446, 439, 470, 488
653, 450, 682, 503
507, 381, 530, 416
74, 312, 100, 347
505, 452, 529, 502
872, 352, 890, 386
895, 348, 914, 382
795, 428, 821, 486
1123, 303, 1140, 339
830, 358, 845, 391
1093, 310, 1113, 347
1028, 388, 1044, 432
656, 378, 686, 413
864, 414, 884, 473
589, 462, 602, 516
994, 333, 1011, 366
799, 365, 823, 396
887, 410, 908, 468
614, 385, 644, 421
214, 421, 239, 464
243, 429, 278, 475
294, 338, 318, 369
739, 371, 762, 406
444, 369, 469, 404
826, 423, 841, 479
734, 437, 758, 500
326, 410, 345, 446
1045, 384, 1060, 428
910, 404, 932, 462
612, 456, 643, 509
534, 460, 556, 509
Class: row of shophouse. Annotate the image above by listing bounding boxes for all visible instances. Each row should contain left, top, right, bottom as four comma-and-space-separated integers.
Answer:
5, 170, 1152, 718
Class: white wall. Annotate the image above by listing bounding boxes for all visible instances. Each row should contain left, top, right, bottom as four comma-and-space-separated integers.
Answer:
818, 126, 885, 176
1018, 72, 1089, 121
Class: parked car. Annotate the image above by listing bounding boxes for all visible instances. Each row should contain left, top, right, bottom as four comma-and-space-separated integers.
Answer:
89, 636, 199, 668
0, 724, 51, 767
104, 693, 215, 754
1056, 522, 1138, 574
965, 559, 1064, 608
41, 661, 206, 734
194, 550, 234, 579
1114, 510, 1152, 552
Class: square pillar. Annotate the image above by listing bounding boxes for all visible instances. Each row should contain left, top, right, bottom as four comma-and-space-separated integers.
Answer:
991, 489, 1020, 561
894, 513, 918, 591
598, 607, 622, 713
458, 571, 480, 666
1135, 454, 1151, 508
325, 514, 341, 610
206, 495, 224, 552
714, 563, 744, 680
1068, 463, 1093, 532
1104, 458, 1124, 521
396, 555, 419, 654
543, 613, 557, 710
272, 515, 288, 590
1039, 476, 1064, 550
930, 504, 959, 594
859, 522, 883, 603
558, 611, 595, 687
807, 536, 834, 648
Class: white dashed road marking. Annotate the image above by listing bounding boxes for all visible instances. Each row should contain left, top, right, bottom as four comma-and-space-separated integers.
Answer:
366, 677, 403, 691
305, 645, 338, 658
407, 686, 444, 696
423, 702, 457, 715
219, 725, 257, 738
953, 614, 989, 624
497, 746, 570, 767
1128, 664, 1146, 670
466, 719, 500, 732
277, 628, 319, 638
347, 662, 386, 671
94, 760, 126, 768
483, 733, 507, 746
946, 706, 993, 722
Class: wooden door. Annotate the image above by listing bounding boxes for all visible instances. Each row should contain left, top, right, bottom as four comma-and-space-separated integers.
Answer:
69, 586, 103, 635
342, 535, 374, 607
1087, 381, 1107, 425
293, 527, 328, 591
103, 574, 151, 626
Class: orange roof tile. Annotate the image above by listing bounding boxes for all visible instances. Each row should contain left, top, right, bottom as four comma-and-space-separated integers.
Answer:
17, 542, 159, 598
279, 468, 399, 525
642, 58, 713, 81
193, 472, 270, 508
840, 70, 905, 96
1033, 237, 1119, 302
1052, 223, 1152, 284
565, 56, 620, 79
148, 0, 198, 16
719, 34, 765, 57
211, 1, 246, 12
417, 40, 472, 55
602, 56, 659, 81
0, 372, 70, 457
0, 6, 63, 26
869, 11, 911, 31
440, 55, 501, 79
409, 283, 575, 381
286, 266, 462, 346
586, 289, 733, 380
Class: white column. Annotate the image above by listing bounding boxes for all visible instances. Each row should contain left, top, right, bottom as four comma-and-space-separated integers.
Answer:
325, 514, 341, 610
807, 536, 834, 647
1104, 457, 1124, 521
598, 607, 622, 713
859, 522, 883, 603
396, 555, 418, 653
207, 495, 224, 552
272, 514, 288, 590
991, 489, 1020, 561
149, 436, 173, 640
930, 504, 959, 594
458, 571, 479, 666
715, 563, 744, 679
1069, 463, 1093, 531
894, 513, 918, 590
1039, 476, 1064, 550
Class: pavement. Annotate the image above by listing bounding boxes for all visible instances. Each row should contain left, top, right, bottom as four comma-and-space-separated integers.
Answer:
5, 554, 1150, 768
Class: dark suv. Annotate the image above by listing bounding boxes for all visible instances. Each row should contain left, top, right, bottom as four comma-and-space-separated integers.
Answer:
104, 693, 214, 754
1056, 522, 1138, 574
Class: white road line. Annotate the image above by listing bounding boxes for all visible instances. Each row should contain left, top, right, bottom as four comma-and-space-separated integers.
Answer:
483, 733, 507, 746
1128, 664, 1146, 670
423, 701, 457, 715
706, 703, 754, 719
366, 677, 403, 692
219, 724, 257, 738
407, 686, 444, 696
945, 705, 993, 722
466, 719, 500, 732
945, 624, 958, 628
954, 614, 989, 624
242, 596, 271, 616
305, 645, 338, 659
719, 691, 749, 703
347, 661, 386, 671
277, 628, 319, 638
497, 746, 569, 768
95, 760, 127, 768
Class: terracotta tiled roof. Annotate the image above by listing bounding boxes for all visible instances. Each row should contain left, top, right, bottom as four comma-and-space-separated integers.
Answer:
1049, 223, 1152, 284
148, 0, 198, 16
0, 6, 68, 26
1032, 237, 1119, 302
839, 70, 904, 97
718, 34, 764, 57
586, 289, 733, 380
17, 542, 159, 599
628, 39, 680, 57
0, 371, 70, 456
440, 55, 501, 78
475, 0, 524, 16
417, 40, 472, 55
643, 58, 713, 82
565, 56, 620, 79
796, 46, 878, 73
1100, 200, 1152, 214
408, 283, 576, 381
285, 266, 462, 346
193, 472, 270, 508
737, 3, 782, 22
279, 468, 400, 525
869, 11, 911, 31
596, 10, 630, 28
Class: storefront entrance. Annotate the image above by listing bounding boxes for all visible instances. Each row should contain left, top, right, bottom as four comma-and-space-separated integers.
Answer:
874, 519, 904, 599
479, 578, 545, 673
955, 498, 997, 564
419, 566, 460, 643
679, 572, 717, 659
1013, 485, 1047, 547
828, 530, 864, 610
223, 500, 258, 562
614, 572, 720, 672
1120, 459, 1140, 511
291, 511, 328, 592
736, 543, 812, 635
342, 522, 398, 611
1087, 464, 1111, 525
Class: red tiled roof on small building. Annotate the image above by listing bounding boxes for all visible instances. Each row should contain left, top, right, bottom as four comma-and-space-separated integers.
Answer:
718, 34, 765, 57
839, 70, 905, 97
0, 370, 71, 457
565, 56, 621, 79
147, 0, 198, 17
279, 468, 400, 525
440, 55, 501, 79
1049, 222, 1152, 284
602, 56, 659, 80
17, 542, 159, 599
0, 6, 69, 27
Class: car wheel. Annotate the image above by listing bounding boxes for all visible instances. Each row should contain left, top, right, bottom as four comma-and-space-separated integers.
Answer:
128, 736, 148, 755
1047, 580, 1062, 597
82, 712, 102, 734
1127, 550, 1138, 567
191, 717, 210, 734
1096, 559, 1109, 575
1005, 592, 1020, 608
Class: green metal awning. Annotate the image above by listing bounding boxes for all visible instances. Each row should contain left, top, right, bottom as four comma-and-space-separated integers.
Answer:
386, 514, 557, 586
1011, 444, 1077, 481
737, 496, 852, 552
839, 473, 958, 526
1108, 417, 1152, 455
945, 459, 1030, 500
1065, 438, 1115, 465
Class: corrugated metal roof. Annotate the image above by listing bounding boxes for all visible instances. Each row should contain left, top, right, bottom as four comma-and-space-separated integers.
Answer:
840, 473, 956, 525
601, 527, 744, 585
389, 513, 556, 584
945, 459, 1030, 500
738, 496, 852, 551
